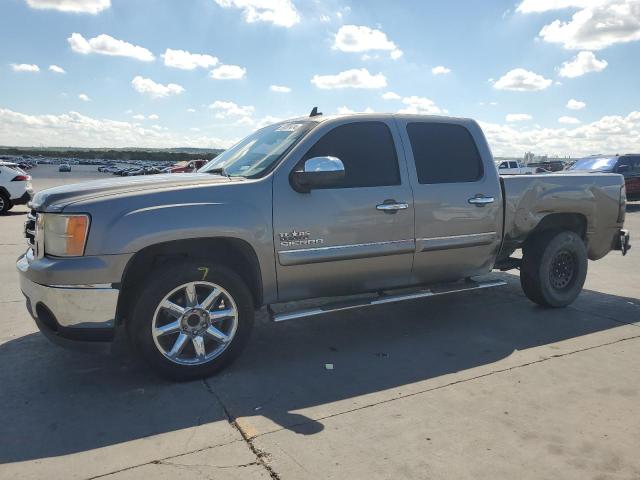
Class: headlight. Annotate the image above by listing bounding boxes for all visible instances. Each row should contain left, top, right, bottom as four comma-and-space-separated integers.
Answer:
43, 213, 90, 257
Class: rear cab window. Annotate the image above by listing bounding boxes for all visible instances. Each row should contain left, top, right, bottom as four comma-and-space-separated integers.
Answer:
406, 122, 484, 184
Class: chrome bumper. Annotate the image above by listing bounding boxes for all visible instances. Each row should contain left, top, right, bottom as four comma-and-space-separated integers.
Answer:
17, 254, 119, 334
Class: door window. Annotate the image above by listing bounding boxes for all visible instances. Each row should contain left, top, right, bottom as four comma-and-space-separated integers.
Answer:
302, 122, 400, 188
406, 122, 483, 184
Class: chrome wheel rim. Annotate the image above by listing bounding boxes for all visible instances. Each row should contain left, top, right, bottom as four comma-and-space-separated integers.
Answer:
152, 281, 238, 366
0, 196, 5, 211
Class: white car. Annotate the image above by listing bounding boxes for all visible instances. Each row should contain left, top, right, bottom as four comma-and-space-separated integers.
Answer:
0, 162, 32, 214
495, 160, 537, 175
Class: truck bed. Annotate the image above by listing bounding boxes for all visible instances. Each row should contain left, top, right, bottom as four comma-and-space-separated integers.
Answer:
500, 172, 625, 260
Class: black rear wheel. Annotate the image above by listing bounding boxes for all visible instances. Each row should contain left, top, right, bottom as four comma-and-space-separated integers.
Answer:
0, 193, 12, 214
520, 230, 588, 308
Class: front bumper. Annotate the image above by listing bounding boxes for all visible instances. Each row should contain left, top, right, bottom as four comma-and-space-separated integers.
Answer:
17, 253, 119, 342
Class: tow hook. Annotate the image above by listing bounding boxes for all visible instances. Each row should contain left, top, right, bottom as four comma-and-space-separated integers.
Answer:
619, 229, 631, 256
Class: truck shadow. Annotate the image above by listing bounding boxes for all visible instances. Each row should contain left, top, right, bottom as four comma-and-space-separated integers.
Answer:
0, 273, 638, 464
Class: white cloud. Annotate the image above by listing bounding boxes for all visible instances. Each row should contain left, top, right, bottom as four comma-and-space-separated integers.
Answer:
431, 65, 451, 75
516, 0, 591, 14
162, 48, 218, 70
480, 110, 640, 156
567, 98, 586, 110
132, 114, 145, 120
213, 0, 300, 27
131, 76, 184, 98
148, 114, 159, 120
209, 100, 255, 118
186, 108, 197, 113
398, 96, 444, 115
311, 68, 387, 89
25, 0, 110, 14
68, 33, 155, 62
506, 113, 533, 122
0, 107, 231, 148
558, 50, 607, 77
536, 0, 640, 50
337, 106, 375, 114
333, 25, 403, 60
78, 93, 90, 101
270, 84, 291, 93
381, 91, 401, 100
48, 64, 66, 74
210, 64, 246, 80
493, 68, 552, 91
518, 0, 640, 50
11, 63, 40, 73
319, 14, 331, 22
558, 115, 581, 124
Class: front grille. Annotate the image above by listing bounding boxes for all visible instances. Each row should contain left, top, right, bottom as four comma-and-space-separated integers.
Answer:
25, 209, 37, 247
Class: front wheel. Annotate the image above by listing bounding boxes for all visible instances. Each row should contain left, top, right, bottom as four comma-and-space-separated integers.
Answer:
520, 230, 588, 308
128, 262, 255, 380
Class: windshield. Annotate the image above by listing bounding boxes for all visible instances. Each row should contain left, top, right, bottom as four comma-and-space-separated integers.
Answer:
199, 121, 315, 178
568, 157, 617, 171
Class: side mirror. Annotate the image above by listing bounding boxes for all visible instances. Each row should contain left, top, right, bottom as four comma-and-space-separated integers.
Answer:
616, 164, 630, 173
291, 156, 345, 193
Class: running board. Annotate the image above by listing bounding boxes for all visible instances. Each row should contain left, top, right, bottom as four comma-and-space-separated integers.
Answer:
269, 278, 507, 323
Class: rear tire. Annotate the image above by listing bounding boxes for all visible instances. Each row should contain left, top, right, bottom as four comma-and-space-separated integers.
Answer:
520, 230, 587, 308
128, 261, 255, 380
0, 193, 12, 214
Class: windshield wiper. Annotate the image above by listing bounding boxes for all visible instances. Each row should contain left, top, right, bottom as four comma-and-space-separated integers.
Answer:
205, 167, 230, 177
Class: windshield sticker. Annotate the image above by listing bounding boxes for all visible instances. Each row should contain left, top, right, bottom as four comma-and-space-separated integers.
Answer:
276, 123, 303, 132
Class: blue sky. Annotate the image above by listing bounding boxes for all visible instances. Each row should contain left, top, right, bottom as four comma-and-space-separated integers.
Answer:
1, 0, 639, 156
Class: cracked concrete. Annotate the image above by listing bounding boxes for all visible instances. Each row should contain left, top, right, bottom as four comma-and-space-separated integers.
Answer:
1, 167, 638, 479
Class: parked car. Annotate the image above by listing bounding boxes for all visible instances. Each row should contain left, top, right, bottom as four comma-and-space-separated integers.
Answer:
17, 113, 630, 380
0, 161, 32, 214
567, 154, 640, 200
58, 164, 71, 172
495, 160, 537, 175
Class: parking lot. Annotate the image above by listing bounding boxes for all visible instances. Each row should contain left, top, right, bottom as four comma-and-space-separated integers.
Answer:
1, 166, 639, 480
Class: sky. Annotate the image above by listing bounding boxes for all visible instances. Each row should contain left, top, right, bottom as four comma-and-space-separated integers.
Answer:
0, 0, 639, 157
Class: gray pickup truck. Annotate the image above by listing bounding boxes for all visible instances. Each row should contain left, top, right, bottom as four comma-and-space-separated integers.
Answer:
17, 113, 631, 380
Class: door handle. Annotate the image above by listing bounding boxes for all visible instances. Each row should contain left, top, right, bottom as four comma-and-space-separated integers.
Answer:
468, 195, 495, 206
376, 201, 409, 213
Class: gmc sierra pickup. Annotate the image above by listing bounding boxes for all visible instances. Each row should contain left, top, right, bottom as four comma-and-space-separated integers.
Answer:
17, 113, 631, 380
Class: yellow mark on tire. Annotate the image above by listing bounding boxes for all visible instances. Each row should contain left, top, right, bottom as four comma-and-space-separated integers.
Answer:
198, 267, 209, 280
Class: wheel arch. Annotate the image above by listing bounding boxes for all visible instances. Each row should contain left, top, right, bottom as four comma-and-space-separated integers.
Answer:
116, 237, 263, 325
525, 212, 588, 248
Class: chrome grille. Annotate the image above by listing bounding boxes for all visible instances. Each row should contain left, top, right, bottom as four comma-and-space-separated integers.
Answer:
25, 209, 37, 247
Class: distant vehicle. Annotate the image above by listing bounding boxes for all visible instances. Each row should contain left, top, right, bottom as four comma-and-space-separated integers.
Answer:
169, 159, 209, 173
58, 164, 71, 172
0, 161, 32, 214
567, 154, 640, 200
495, 160, 537, 175
526, 160, 566, 172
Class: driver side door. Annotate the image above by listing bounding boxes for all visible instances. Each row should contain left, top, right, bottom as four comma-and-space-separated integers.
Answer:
272, 119, 415, 302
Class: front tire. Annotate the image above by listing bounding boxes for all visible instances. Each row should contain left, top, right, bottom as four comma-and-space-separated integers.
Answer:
520, 230, 588, 308
128, 261, 254, 380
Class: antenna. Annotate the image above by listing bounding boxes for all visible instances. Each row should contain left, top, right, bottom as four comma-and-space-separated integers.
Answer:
309, 106, 322, 117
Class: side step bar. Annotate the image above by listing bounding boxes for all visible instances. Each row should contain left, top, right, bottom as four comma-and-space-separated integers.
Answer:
269, 278, 507, 323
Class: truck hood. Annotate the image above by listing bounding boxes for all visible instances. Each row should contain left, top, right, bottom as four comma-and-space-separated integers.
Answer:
31, 173, 233, 211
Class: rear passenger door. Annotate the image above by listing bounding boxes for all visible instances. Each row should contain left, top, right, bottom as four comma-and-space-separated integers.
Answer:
272, 119, 415, 302
397, 119, 504, 285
